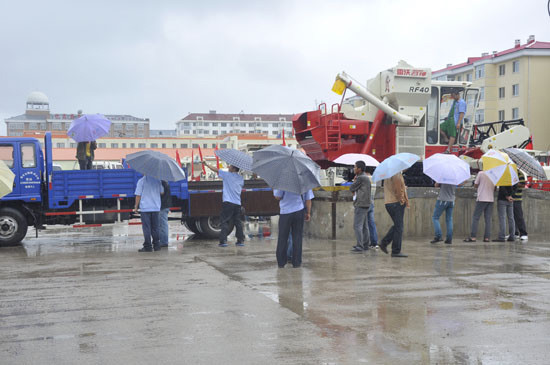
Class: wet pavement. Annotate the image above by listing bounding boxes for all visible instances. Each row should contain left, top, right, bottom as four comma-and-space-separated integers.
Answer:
1, 222, 550, 364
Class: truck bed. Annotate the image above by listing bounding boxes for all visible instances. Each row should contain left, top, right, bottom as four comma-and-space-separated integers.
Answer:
49, 169, 188, 209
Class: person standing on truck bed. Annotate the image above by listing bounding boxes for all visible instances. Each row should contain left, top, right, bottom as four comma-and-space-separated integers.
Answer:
159, 180, 172, 248
134, 175, 164, 252
202, 161, 246, 247
441, 90, 466, 154
76, 141, 97, 170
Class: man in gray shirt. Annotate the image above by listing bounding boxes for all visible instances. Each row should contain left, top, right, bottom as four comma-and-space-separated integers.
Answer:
431, 183, 457, 244
350, 161, 372, 252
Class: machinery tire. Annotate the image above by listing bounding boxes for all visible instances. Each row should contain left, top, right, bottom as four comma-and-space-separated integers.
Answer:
0, 207, 28, 246
183, 217, 201, 235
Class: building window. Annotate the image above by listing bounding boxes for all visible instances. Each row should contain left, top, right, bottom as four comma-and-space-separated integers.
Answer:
129, 143, 135, 148
137, 132, 145, 138
161, 143, 166, 148
111, 143, 118, 148
151, 143, 158, 148
512, 107, 519, 119
272, 131, 278, 135
254, 117, 261, 121
122, 143, 127, 148
114, 124, 123, 131
512, 84, 519, 96
137, 124, 145, 130
182, 122, 190, 127
479, 87, 485, 101
498, 110, 505, 121
475, 109, 484, 123
203, 144, 207, 148
233, 117, 240, 121
192, 144, 199, 148
138, 143, 146, 148
213, 130, 218, 135
52, 123, 62, 130
212, 122, 218, 126
466, 73, 472, 82
98, 143, 107, 148
475, 65, 484, 79
55, 143, 64, 148
204, 130, 210, 135
196, 116, 203, 121
172, 144, 177, 148
221, 123, 227, 127
457, 75, 462, 81
70, 143, 77, 148
29, 122, 38, 129
513, 60, 519, 73
499, 87, 505, 99
220, 144, 227, 148
499, 64, 506, 76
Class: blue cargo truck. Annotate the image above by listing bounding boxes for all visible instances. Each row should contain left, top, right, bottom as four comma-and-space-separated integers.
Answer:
0, 132, 279, 246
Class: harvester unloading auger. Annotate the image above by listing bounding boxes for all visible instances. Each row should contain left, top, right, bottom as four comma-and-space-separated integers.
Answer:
292, 61, 531, 185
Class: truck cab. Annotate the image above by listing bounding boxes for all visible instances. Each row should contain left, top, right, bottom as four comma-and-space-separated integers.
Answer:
0, 137, 43, 202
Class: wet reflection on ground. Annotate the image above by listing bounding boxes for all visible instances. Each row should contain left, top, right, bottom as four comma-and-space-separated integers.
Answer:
1, 221, 549, 364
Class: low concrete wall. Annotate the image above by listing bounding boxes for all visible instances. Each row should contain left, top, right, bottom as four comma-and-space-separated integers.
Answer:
305, 187, 550, 241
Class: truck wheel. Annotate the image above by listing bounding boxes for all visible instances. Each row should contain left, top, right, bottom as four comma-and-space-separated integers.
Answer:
198, 216, 222, 239
0, 208, 28, 246
183, 217, 201, 235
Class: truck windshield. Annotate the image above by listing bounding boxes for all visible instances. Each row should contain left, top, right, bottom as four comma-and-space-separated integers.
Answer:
0, 145, 14, 168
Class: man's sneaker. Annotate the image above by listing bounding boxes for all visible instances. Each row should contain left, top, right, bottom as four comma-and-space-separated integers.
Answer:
351, 246, 363, 253
444, 239, 452, 244
507, 236, 516, 242
430, 237, 442, 244
218, 243, 228, 247
520, 235, 528, 240
138, 248, 152, 252
235, 242, 244, 247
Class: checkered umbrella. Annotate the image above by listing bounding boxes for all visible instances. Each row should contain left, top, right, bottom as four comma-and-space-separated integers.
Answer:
214, 149, 253, 171
126, 150, 186, 181
252, 145, 320, 195
503, 148, 546, 180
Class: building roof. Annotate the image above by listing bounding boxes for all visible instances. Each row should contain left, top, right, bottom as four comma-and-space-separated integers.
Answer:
180, 112, 294, 122
433, 40, 550, 74
5, 113, 149, 123
52, 148, 218, 161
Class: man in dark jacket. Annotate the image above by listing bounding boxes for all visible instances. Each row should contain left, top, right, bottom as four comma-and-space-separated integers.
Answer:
76, 141, 97, 170
494, 184, 516, 242
350, 160, 372, 252
159, 181, 172, 248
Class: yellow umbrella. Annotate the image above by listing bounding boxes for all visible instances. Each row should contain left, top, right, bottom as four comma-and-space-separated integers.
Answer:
0, 160, 15, 198
481, 149, 519, 186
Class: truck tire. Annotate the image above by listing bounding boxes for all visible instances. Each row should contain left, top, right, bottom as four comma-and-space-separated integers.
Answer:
0, 207, 28, 246
198, 216, 223, 239
183, 217, 201, 235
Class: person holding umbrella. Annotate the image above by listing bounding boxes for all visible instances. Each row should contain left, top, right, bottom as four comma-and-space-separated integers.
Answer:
373, 153, 418, 258
273, 189, 314, 268
203, 161, 245, 247
350, 160, 372, 253
76, 141, 97, 170
134, 175, 164, 252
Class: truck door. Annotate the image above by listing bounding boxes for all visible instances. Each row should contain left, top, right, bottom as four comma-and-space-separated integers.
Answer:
458, 88, 479, 145
18, 142, 41, 199
0, 143, 17, 196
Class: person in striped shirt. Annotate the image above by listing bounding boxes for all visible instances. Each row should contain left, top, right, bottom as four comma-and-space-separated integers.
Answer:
513, 171, 528, 240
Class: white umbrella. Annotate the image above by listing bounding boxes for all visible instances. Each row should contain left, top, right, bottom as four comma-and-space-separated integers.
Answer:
333, 153, 379, 167
214, 149, 253, 171
0, 160, 15, 198
423, 153, 471, 185
372, 153, 420, 183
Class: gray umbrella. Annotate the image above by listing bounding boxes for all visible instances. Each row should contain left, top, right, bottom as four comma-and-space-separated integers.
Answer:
215, 148, 253, 171
252, 145, 321, 194
126, 150, 186, 181
503, 148, 546, 180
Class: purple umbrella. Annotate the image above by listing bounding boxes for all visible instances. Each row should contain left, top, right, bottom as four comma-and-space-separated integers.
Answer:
68, 114, 111, 142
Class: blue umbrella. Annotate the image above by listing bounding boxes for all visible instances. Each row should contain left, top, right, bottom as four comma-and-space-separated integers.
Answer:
68, 114, 111, 142
126, 150, 186, 182
372, 152, 420, 182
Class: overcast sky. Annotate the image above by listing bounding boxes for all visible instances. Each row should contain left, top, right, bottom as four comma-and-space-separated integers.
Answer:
1, 0, 548, 134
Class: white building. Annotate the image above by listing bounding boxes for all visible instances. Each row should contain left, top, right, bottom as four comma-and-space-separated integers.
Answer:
176, 111, 294, 137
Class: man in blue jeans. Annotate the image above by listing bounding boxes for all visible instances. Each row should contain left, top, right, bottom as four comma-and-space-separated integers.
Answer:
134, 175, 164, 252
430, 183, 457, 244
